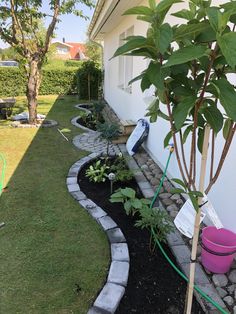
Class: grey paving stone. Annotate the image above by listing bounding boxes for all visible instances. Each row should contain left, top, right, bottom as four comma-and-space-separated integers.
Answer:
216, 287, 227, 298
138, 181, 152, 190
223, 295, 234, 306
142, 188, 155, 199
111, 243, 129, 262
166, 230, 185, 247
66, 177, 77, 185
181, 262, 210, 285
94, 283, 125, 314
106, 228, 126, 243
229, 270, 236, 283
87, 206, 107, 220
67, 184, 80, 193
79, 199, 97, 210
87, 307, 108, 314
71, 191, 87, 201
197, 283, 227, 311
98, 216, 117, 230
107, 261, 129, 286
171, 244, 191, 264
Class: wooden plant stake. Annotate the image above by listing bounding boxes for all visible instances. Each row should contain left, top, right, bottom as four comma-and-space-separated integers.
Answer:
185, 125, 211, 314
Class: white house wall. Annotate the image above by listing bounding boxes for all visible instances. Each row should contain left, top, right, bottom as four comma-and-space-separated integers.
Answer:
103, 0, 236, 232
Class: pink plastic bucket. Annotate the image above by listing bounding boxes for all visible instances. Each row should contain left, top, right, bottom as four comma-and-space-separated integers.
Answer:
201, 226, 236, 273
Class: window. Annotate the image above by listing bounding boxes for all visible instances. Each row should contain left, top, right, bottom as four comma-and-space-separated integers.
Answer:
57, 46, 69, 54
118, 26, 134, 93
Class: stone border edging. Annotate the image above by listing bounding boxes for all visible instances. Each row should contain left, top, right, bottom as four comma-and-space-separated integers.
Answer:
66, 152, 130, 314
71, 104, 97, 133
11, 119, 58, 128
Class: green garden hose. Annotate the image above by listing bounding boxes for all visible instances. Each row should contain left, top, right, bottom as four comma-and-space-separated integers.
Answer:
150, 147, 227, 314
0, 153, 6, 196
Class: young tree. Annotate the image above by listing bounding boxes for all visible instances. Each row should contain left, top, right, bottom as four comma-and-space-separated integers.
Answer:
0, 0, 94, 124
113, 0, 236, 312
85, 40, 102, 64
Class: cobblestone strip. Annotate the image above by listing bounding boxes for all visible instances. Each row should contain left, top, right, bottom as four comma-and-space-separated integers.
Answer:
66, 153, 129, 314
119, 145, 229, 313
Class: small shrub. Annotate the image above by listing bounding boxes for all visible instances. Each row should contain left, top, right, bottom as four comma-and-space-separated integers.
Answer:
77, 60, 102, 100
85, 160, 109, 183
97, 122, 120, 155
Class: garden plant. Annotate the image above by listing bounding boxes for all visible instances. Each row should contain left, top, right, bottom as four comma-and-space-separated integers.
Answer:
113, 0, 236, 312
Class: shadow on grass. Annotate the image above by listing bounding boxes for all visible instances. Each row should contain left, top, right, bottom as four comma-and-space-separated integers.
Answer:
0, 95, 109, 314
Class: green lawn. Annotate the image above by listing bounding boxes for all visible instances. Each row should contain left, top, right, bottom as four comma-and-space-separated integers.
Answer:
0, 95, 109, 314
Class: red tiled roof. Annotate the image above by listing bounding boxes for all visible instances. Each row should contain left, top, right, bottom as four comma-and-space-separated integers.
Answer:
66, 42, 86, 59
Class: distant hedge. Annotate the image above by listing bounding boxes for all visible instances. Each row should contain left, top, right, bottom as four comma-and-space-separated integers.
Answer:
0, 61, 102, 98
0, 67, 77, 97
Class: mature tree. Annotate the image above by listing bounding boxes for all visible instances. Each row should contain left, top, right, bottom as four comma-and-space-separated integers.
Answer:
0, 0, 94, 124
85, 40, 102, 64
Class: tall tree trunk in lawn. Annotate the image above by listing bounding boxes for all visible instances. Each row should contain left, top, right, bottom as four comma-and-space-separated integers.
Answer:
26, 60, 41, 124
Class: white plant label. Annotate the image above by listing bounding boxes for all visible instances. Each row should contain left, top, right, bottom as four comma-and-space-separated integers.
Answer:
174, 199, 206, 238
201, 194, 224, 229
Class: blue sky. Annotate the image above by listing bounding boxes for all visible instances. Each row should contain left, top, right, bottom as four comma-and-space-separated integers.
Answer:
0, 2, 94, 48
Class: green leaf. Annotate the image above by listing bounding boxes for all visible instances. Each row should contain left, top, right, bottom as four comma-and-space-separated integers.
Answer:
188, 193, 199, 211
183, 125, 192, 143
121, 187, 136, 199
174, 21, 211, 41
172, 96, 196, 130
172, 178, 187, 190
190, 191, 204, 197
217, 32, 236, 69
131, 198, 143, 209
212, 79, 236, 121
223, 118, 232, 140
124, 200, 132, 213
141, 73, 152, 92
172, 9, 194, 20
163, 45, 209, 67
155, 23, 173, 54
146, 62, 168, 101
110, 197, 124, 203
206, 7, 219, 32
112, 36, 147, 58
145, 99, 159, 123
123, 6, 153, 16
156, 0, 183, 13
171, 188, 185, 194
164, 131, 172, 148
203, 106, 223, 133
128, 73, 144, 85
149, 0, 157, 10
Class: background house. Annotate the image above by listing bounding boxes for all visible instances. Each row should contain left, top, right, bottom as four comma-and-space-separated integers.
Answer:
88, 0, 236, 232
52, 40, 87, 60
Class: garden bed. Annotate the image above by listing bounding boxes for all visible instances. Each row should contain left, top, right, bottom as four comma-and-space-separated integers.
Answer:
78, 157, 204, 314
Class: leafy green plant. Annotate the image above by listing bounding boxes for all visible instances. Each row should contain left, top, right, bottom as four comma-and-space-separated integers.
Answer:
97, 122, 121, 155
110, 155, 134, 182
85, 160, 109, 183
135, 207, 173, 243
110, 187, 151, 215
93, 101, 105, 120
110, 187, 173, 242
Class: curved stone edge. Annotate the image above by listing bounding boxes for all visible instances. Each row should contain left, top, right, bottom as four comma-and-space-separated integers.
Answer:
71, 104, 97, 133
66, 152, 129, 314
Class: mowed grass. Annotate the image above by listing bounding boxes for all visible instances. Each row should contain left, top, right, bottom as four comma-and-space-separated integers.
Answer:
0, 95, 109, 314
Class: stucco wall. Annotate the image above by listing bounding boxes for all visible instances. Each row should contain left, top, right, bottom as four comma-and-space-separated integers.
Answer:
103, 0, 236, 232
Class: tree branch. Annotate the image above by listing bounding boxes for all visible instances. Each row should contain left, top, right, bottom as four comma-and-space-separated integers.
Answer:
206, 123, 236, 194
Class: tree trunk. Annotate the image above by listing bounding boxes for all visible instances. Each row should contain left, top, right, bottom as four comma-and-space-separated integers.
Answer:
26, 60, 41, 124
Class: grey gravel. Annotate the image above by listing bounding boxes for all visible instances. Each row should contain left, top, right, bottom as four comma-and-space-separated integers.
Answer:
227, 284, 235, 294
212, 274, 228, 287
229, 270, 236, 283
223, 296, 234, 306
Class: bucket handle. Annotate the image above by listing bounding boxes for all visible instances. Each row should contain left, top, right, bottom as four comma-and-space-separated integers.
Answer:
200, 241, 236, 257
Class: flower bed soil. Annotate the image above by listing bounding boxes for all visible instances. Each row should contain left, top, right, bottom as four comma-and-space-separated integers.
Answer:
78, 158, 204, 314
77, 115, 104, 131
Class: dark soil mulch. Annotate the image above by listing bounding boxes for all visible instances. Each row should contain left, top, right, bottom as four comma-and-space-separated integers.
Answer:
77, 114, 104, 131
78, 158, 204, 314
